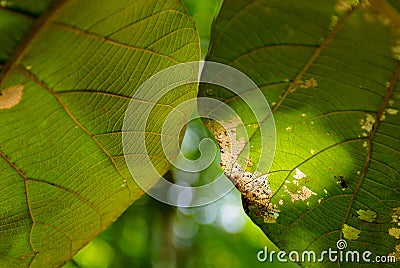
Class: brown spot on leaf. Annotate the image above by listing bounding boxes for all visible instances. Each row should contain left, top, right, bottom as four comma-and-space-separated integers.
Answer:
285, 186, 317, 202
0, 84, 24, 110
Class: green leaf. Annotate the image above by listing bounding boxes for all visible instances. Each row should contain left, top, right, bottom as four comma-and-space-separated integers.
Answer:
202, 0, 400, 266
0, 0, 199, 266
0, 0, 53, 67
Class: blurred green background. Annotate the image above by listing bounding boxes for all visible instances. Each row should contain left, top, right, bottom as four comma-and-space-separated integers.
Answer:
64, 1, 299, 267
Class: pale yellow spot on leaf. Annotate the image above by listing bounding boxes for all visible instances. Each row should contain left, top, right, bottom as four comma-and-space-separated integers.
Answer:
392, 39, 400, 61
386, 108, 398, 115
329, 15, 339, 30
357, 209, 377, 223
335, 0, 354, 13
343, 224, 361, 240
360, 114, 375, 132
389, 227, 400, 239
392, 207, 400, 223
300, 77, 318, 89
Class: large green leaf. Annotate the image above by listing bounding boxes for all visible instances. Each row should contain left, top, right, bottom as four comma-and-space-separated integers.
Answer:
0, 0, 53, 68
202, 0, 400, 266
0, 0, 199, 266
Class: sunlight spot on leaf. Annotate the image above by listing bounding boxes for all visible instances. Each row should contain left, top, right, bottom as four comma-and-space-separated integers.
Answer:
357, 209, 377, 223
389, 228, 400, 239
392, 208, 400, 224
335, 0, 354, 13
343, 224, 361, 240
360, 114, 375, 132
293, 168, 306, 180
329, 15, 339, 30
299, 77, 318, 89
392, 39, 400, 61
73, 238, 114, 268
386, 108, 398, 115
120, 179, 128, 188
285, 126, 292, 131
310, 149, 315, 155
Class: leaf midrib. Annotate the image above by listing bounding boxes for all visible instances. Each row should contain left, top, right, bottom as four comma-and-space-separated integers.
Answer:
0, 0, 69, 85
232, 4, 359, 167
340, 62, 400, 239
16, 65, 134, 199
213, 1, 399, 250
271, 7, 356, 113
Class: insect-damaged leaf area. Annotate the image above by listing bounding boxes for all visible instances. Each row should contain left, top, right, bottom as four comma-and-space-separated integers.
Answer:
201, 0, 400, 266
0, 0, 199, 267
